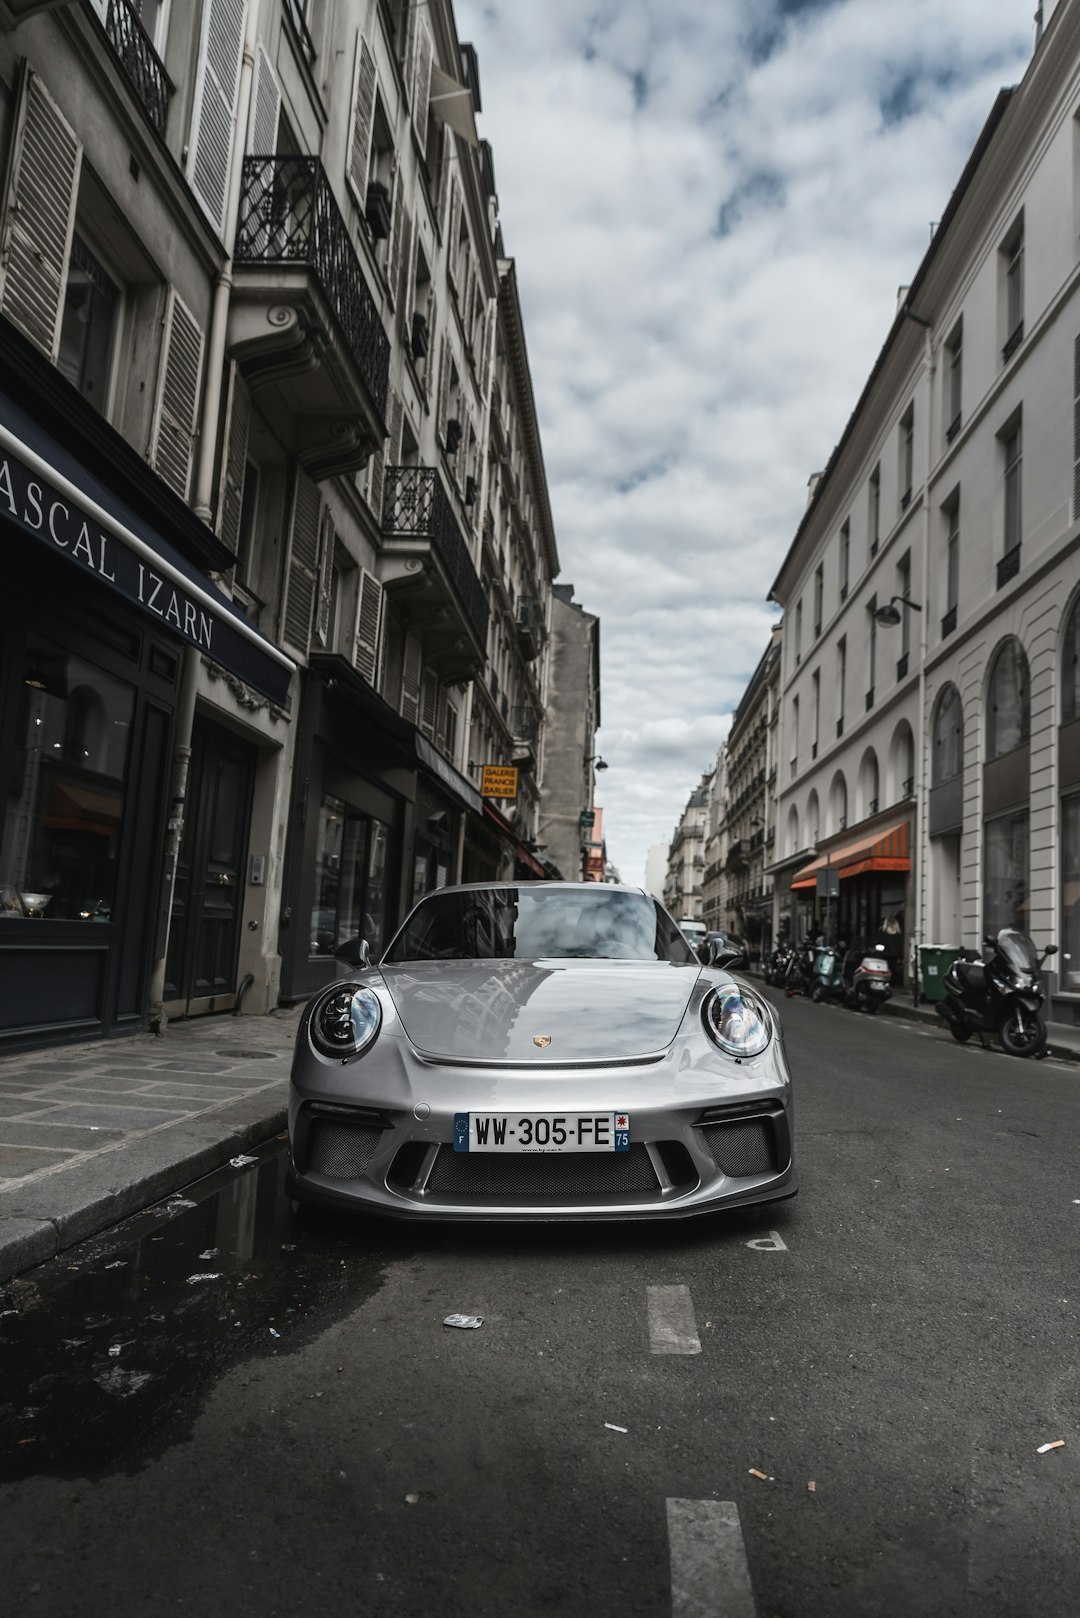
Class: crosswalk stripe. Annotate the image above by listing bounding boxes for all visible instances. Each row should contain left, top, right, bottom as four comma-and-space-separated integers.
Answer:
666, 1498, 756, 1618
648, 1284, 702, 1355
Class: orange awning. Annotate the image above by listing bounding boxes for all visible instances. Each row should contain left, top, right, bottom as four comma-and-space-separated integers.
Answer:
790, 822, 909, 891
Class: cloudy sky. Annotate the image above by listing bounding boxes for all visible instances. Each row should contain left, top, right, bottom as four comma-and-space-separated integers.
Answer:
454, 0, 1035, 885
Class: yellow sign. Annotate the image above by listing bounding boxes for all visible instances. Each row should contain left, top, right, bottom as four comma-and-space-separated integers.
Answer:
482, 765, 519, 800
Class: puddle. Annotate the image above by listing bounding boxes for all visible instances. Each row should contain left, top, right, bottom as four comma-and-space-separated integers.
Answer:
0, 1144, 386, 1483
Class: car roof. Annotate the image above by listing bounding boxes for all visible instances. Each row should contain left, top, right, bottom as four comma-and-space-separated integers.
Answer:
422, 881, 650, 896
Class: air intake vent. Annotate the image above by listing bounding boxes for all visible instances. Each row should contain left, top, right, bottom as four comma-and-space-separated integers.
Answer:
308, 1121, 383, 1179
426, 1145, 658, 1197
700, 1120, 776, 1177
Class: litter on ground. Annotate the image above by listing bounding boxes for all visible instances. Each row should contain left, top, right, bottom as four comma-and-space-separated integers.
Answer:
443, 1314, 483, 1329
1037, 1440, 1066, 1454
605, 1423, 628, 1434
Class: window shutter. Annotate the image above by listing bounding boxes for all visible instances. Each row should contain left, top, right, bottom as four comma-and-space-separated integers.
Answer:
353, 568, 384, 685
411, 18, 434, 145
386, 166, 405, 306
281, 468, 321, 655
400, 633, 422, 724
479, 298, 495, 388
388, 388, 404, 466
151, 289, 204, 500
423, 291, 437, 402
444, 700, 459, 762
217, 360, 251, 551
347, 35, 377, 212
1074, 333, 1080, 523
446, 179, 462, 289
188, 0, 246, 234
420, 669, 438, 739
314, 508, 335, 648
0, 69, 81, 360
249, 44, 280, 155
436, 335, 452, 443
397, 206, 415, 342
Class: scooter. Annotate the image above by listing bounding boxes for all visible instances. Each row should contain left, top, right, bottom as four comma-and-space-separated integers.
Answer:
766, 941, 793, 986
810, 942, 846, 1004
840, 940, 893, 1013
783, 940, 817, 998
935, 929, 1056, 1057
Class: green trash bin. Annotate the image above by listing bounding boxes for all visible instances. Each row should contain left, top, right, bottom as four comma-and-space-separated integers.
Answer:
920, 945, 960, 1003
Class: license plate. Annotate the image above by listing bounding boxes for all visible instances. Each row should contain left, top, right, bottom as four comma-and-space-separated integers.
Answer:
453, 1112, 630, 1153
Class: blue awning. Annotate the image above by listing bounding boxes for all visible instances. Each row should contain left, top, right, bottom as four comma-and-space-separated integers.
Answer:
0, 383, 294, 708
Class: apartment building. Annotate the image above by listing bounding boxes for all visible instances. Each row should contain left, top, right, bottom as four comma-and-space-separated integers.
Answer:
768, 0, 1080, 1015
664, 775, 710, 922
701, 743, 728, 930
719, 625, 781, 956
0, 0, 566, 1048
538, 584, 602, 882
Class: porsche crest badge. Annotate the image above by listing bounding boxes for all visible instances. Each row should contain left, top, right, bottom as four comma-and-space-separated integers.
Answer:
532, 1034, 552, 1048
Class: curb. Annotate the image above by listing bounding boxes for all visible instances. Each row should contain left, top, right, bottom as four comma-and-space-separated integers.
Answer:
0, 1092, 288, 1286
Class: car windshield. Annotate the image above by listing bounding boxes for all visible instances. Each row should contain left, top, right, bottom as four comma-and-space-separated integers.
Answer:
384, 887, 696, 964
996, 929, 1040, 976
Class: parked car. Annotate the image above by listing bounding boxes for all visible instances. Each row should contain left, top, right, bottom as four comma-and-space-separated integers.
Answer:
287, 883, 797, 1222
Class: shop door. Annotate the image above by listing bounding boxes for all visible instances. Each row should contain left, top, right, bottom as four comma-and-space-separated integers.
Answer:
165, 718, 255, 1016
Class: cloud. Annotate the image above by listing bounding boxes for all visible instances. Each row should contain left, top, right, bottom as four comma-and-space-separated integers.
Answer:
455, 0, 1032, 885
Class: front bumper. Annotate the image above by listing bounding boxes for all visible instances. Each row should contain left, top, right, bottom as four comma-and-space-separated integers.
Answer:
287, 1028, 797, 1222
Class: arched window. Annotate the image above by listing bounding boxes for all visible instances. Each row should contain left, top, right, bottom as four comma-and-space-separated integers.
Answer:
787, 804, 799, 856
1064, 594, 1080, 724
888, 720, 915, 801
932, 685, 964, 785
859, 748, 880, 818
806, 790, 820, 844
829, 771, 847, 834
987, 639, 1029, 761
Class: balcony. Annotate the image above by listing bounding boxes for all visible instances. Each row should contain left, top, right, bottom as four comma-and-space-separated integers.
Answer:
101, 0, 173, 135
515, 595, 544, 660
382, 466, 489, 679
726, 839, 749, 873
512, 704, 542, 771
230, 156, 390, 479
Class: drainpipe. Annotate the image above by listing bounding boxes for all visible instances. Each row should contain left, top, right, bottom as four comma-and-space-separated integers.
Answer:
913, 324, 934, 1003
147, 0, 261, 1032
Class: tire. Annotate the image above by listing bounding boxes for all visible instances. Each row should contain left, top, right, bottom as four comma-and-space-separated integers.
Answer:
999, 1007, 1047, 1058
865, 999, 880, 1014
949, 1021, 972, 1043
810, 983, 826, 1003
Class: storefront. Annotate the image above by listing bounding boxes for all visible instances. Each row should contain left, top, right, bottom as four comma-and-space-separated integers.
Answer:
0, 323, 292, 1048
789, 819, 912, 982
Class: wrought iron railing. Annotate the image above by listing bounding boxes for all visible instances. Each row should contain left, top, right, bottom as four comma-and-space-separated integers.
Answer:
104, 0, 172, 136
236, 156, 390, 419
382, 466, 489, 646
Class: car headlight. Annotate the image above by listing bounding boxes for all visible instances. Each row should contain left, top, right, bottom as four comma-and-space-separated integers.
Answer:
310, 984, 382, 1059
702, 984, 772, 1058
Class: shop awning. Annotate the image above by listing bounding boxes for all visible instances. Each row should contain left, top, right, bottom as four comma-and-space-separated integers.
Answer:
0, 385, 294, 708
790, 822, 910, 891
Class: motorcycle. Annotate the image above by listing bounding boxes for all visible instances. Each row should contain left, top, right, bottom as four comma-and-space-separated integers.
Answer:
810, 942, 846, 1004
783, 940, 817, 998
935, 929, 1056, 1057
766, 941, 793, 986
840, 939, 893, 1013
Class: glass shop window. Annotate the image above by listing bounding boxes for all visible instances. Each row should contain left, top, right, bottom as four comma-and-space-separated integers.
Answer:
0, 637, 135, 921
309, 796, 392, 958
983, 809, 1029, 937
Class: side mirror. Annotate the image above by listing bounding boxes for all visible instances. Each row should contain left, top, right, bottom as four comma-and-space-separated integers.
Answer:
708, 940, 748, 971
335, 936, 371, 970
1043, 944, 1058, 957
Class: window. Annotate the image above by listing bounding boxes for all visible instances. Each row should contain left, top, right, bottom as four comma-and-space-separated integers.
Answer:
987, 639, 1030, 760
897, 552, 912, 667
839, 520, 850, 600
56, 234, 120, 413
1003, 419, 1022, 558
1062, 795, 1080, 992
899, 402, 914, 508
309, 796, 392, 958
932, 685, 964, 786
942, 493, 959, 636
1064, 593, 1080, 724
811, 670, 820, 757
837, 637, 846, 736
813, 564, 824, 637
869, 463, 881, 554
1002, 216, 1024, 360
867, 595, 877, 705
984, 810, 1029, 935
794, 599, 803, 666
0, 635, 136, 922
945, 319, 963, 442
131, 0, 169, 51
790, 695, 799, 778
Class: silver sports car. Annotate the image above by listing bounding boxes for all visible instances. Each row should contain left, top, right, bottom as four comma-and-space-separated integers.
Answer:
286, 882, 797, 1221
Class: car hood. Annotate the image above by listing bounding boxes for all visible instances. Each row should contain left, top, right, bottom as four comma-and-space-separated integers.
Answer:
378, 959, 701, 1063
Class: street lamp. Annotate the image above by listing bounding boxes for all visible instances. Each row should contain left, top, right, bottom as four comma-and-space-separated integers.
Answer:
586, 754, 609, 771
873, 595, 923, 627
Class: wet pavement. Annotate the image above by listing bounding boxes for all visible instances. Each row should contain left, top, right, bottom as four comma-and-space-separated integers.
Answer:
0, 1140, 386, 1484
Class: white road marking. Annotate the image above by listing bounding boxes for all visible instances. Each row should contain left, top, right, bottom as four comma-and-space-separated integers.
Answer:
666, 1498, 756, 1618
745, 1229, 788, 1252
647, 1285, 702, 1355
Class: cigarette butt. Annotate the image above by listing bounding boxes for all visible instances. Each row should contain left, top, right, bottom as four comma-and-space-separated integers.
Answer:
749, 1468, 768, 1480
1037, 1440, 1066, 1454
807, 1480, 816, 1492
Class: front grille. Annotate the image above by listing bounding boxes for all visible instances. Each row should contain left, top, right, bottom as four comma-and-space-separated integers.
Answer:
700, 1120, 776, 1177
308, 1120, 383, 1179
426, 1144, 659, 1198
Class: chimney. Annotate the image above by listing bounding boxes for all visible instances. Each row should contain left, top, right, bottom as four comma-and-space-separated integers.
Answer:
896, 285, 910, 316
806, 472, 822, 508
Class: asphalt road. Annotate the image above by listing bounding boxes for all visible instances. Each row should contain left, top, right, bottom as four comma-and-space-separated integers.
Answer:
2, 993, 1080, 1618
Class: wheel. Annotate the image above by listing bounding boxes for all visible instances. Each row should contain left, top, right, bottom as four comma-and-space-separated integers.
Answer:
865, 999, 880, 1014
999, 1008, 1047, 1058
810, 983, 826, 1004
949, 1021, 972, 1043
